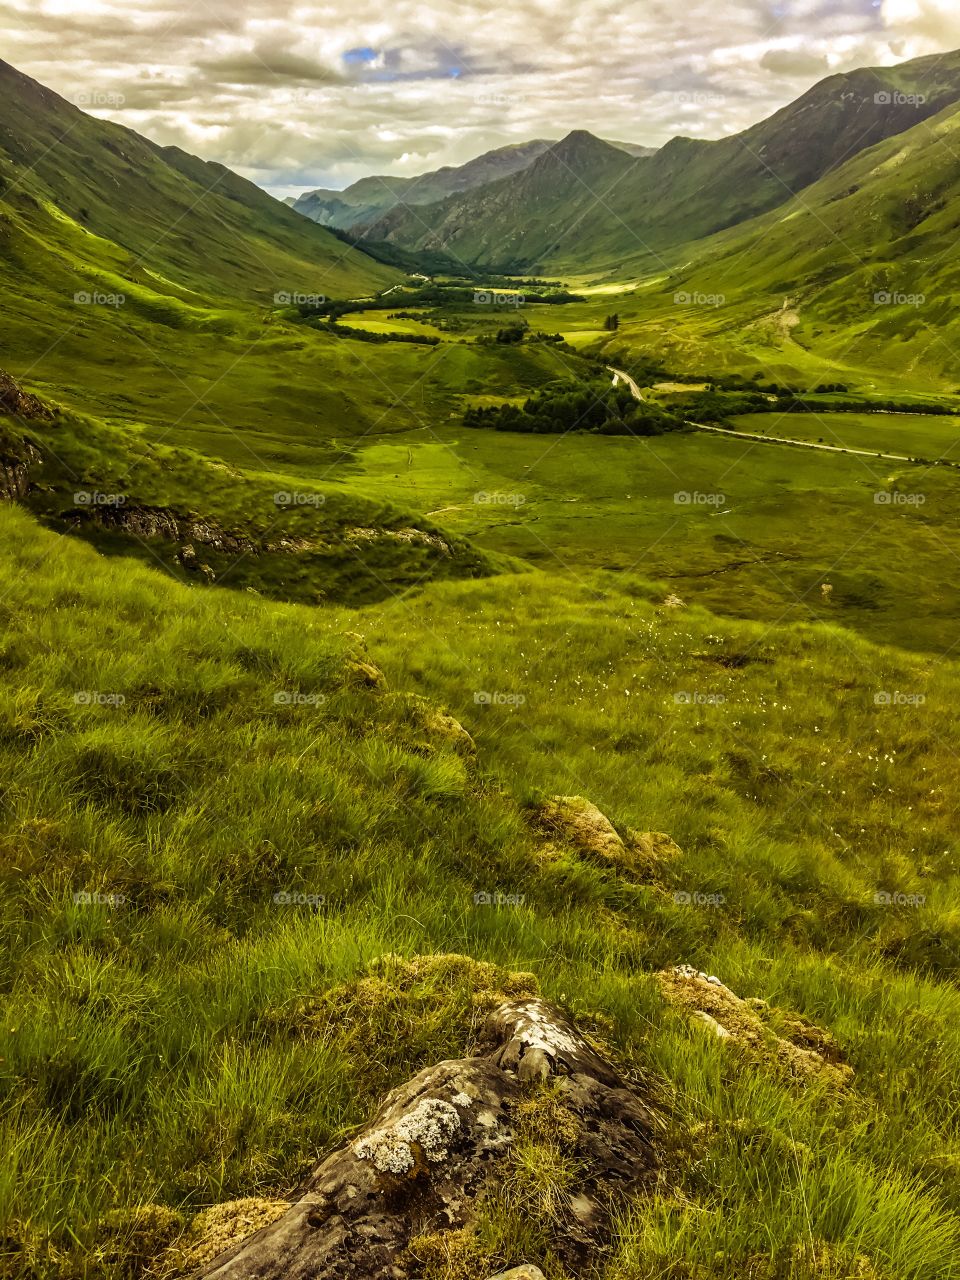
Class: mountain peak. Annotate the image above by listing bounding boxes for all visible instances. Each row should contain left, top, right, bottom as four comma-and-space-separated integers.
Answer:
536, 130, 636, 173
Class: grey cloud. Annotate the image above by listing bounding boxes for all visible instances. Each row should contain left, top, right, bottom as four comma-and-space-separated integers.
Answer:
197, 39, 344, 87
759, 48, 831, 75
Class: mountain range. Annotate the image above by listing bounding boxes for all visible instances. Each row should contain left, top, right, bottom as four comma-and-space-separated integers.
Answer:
287, 49, 960, 275
289, 137, 655, 233
0, 57, 394, 317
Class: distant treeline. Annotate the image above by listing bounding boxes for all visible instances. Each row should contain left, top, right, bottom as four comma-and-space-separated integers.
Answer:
302, 318, 440, 346
286, 285, 584, 324
464, 380, 686, 436
474, 325, 567, 346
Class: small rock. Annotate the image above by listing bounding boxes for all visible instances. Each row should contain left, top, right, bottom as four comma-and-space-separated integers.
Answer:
424, 708, 476, 754
537, 795, 624, 862
693, 1010, 731, 1039
659, 966, 853, 1087
517, 1046, 551, 1083
345, 657, 386, 689
490, 1267, 546, 1280
624, 829, 682, 876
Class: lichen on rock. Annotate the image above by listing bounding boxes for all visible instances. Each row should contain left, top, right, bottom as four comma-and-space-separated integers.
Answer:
197, 999, 658, 1279
355, 1097, 461, 1173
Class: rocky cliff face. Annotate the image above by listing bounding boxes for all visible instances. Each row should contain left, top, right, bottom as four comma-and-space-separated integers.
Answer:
0, 371, 49, 500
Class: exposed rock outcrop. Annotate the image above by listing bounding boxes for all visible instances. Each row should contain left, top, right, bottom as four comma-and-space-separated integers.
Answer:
402, 695, 476, 754
346, 657, 387, 689
73, 503, 255, 554
659, 966, 853, 1087
0, 370, 53, 420
625, 829, 683, 875
422, 708, 475, 754
197, 999, 658, 1279
537, 796, 681, 878
345, 526, 453, 556
538, 794, 625, 861
0, 440, 40, 501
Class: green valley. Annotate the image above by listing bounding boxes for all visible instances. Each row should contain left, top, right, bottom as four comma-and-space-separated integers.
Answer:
4, 24, 960, 1280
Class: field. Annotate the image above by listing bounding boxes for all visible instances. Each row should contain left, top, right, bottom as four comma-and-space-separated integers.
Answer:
728, 412, 960, 462
335, 420, 960, 654
7, 101, 960, 1274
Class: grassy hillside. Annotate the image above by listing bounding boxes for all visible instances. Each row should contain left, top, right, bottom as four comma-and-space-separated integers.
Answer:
0, 386, 501, 605
4, 501, 960, 1279
8, 46, 960, 1280
0, 60, 396, 306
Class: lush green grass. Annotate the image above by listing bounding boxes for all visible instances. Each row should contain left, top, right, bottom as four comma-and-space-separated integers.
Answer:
5, 504, 960, 1278
334, 419, 960, 654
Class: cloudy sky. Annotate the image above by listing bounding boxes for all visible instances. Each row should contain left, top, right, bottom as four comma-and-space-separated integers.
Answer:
4, 0, 960, 197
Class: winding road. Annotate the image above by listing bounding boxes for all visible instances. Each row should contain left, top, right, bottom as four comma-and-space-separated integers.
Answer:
608, 366, 644, 401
